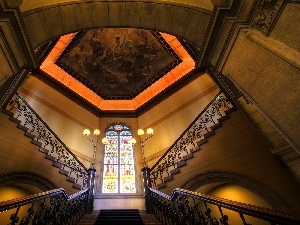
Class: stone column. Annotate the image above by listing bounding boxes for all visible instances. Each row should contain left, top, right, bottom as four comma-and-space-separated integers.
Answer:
142, 166, 153, 214
86, 167, 96, 214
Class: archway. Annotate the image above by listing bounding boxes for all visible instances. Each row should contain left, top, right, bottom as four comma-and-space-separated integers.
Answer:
181, 170, 291, 213
0, 171, 59, 224
0, 171, 58, 191
20, 1, 214, 52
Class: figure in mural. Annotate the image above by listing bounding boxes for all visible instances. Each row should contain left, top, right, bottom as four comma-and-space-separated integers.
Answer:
104, 48, 113, 63
68, 45, 92, 74
122, 46, 137, 70
140, 60, 152, 76
113, 37, 124, 59
59, 28, 178, 98
89, 32, 104, 62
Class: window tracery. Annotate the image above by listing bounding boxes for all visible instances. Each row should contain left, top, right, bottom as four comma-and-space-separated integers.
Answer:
102, 123, 136, 193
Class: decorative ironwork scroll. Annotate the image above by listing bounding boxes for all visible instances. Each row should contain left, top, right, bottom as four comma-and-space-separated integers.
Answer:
149, 188, 300, 225
0, 188, 89, 225
150, 92, 234, 189
5, 93, 88, 189
251, 0, 285, 36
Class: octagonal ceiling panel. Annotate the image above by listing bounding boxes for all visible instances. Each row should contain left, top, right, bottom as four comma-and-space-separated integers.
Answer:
40, 28, 195, 114
56, 28, 181, 100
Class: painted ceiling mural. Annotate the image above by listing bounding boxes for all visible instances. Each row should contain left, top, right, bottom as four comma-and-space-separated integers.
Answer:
39, 27, 196, 113
56, 28, 181, 100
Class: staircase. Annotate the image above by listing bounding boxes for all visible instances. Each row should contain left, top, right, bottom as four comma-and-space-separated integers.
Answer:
77, 211, 99, 225
95, 209, 144, 225
237, 97, 300, 182
155, 114, 233, 190
0, 110, 80, 194
2, 93, 88, 190
150, 92, 236, 191
78, 210, 162, 225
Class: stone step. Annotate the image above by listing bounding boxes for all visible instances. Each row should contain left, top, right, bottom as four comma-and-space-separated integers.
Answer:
0, 108, 77, 194
77, 210, 162, 225
3, 110, 81, 190
94, 209, 144, 225
77, 211, 99, 225
139, 210, 162, 225
155, 113, 233, 190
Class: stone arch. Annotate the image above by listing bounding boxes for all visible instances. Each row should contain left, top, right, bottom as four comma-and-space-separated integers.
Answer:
21, 1, 213, 50
180, 170, 291, 213
0, 171, 58, 192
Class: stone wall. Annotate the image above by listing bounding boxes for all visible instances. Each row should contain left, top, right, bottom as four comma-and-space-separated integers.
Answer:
161, 110, 300, 214
0, 111, 77, 195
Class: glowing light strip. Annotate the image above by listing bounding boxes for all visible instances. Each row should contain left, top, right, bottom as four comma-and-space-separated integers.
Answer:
40, 32, 195, 111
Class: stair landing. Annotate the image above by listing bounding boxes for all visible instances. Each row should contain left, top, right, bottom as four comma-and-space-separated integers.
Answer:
77, 210, 162, 225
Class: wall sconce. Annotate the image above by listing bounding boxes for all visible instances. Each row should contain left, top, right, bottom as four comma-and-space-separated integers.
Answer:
83, 129, 109, 145
83, 129, 108, 168
83, 127, 154, 168
130, 128, 154, 168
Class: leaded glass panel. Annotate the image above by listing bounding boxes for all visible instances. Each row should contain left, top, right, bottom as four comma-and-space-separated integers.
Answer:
101, 124, 136, 193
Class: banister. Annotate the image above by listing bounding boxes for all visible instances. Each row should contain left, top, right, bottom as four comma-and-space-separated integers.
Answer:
5, 92, 88, 189
149, 92, 234, 189
0, 188, 82, 212
14, 93, 87, 172
0, 188, 90, 224
149, 91, 224, 171
149, 187, 300, 224
0, 188, 90, 212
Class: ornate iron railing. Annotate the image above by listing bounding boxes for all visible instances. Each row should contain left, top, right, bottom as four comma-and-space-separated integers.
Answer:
150, 92, 234, 188
149, 188, 300, 225
5, 93, 88, 189
0, 188, 89, 225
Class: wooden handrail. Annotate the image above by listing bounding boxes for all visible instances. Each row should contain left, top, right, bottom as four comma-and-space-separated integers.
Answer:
150, 91, 224, 171
0, 188, 89, 213
149, 187, 300, 224
0, 188, 90, 224
9, 93, 88, 172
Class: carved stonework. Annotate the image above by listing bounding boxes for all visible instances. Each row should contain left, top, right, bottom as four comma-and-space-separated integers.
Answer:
207, 66, 251, 104
251, 0, 285, 35
0, 69, 29, 109
2, 0, 23, 9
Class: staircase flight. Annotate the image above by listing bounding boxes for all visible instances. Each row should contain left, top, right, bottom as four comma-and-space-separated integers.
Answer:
3, 93, 88, 190
149, 91, 235, 189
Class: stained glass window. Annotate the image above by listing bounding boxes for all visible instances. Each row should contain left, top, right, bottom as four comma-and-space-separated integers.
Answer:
102, 124, 136, 193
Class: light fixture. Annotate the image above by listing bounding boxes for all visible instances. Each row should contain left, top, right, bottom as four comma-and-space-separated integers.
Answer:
102, 137, 109, 145
83, 128, 107, 168
146, 128, 153, 135
83, 129, 91, 136
130, 138, 137, 145
83, 128, 107, 144
94, 129, 100, 136
138, 129, 144, 136
83, 127, 154, 168
131, 128, 154, 168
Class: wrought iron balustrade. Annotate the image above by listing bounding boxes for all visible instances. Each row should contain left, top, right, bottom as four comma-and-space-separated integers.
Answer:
149, 188, 300, 225
0, 188, 89, 225
5, 93, 88, 189
149, 92, 234, 188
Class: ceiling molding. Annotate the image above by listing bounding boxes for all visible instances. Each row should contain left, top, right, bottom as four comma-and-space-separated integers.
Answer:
32, 67, 204, 118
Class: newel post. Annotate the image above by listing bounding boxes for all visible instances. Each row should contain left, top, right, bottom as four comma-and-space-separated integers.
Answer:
142, 167, 153, 213
86, 167, 96, 214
